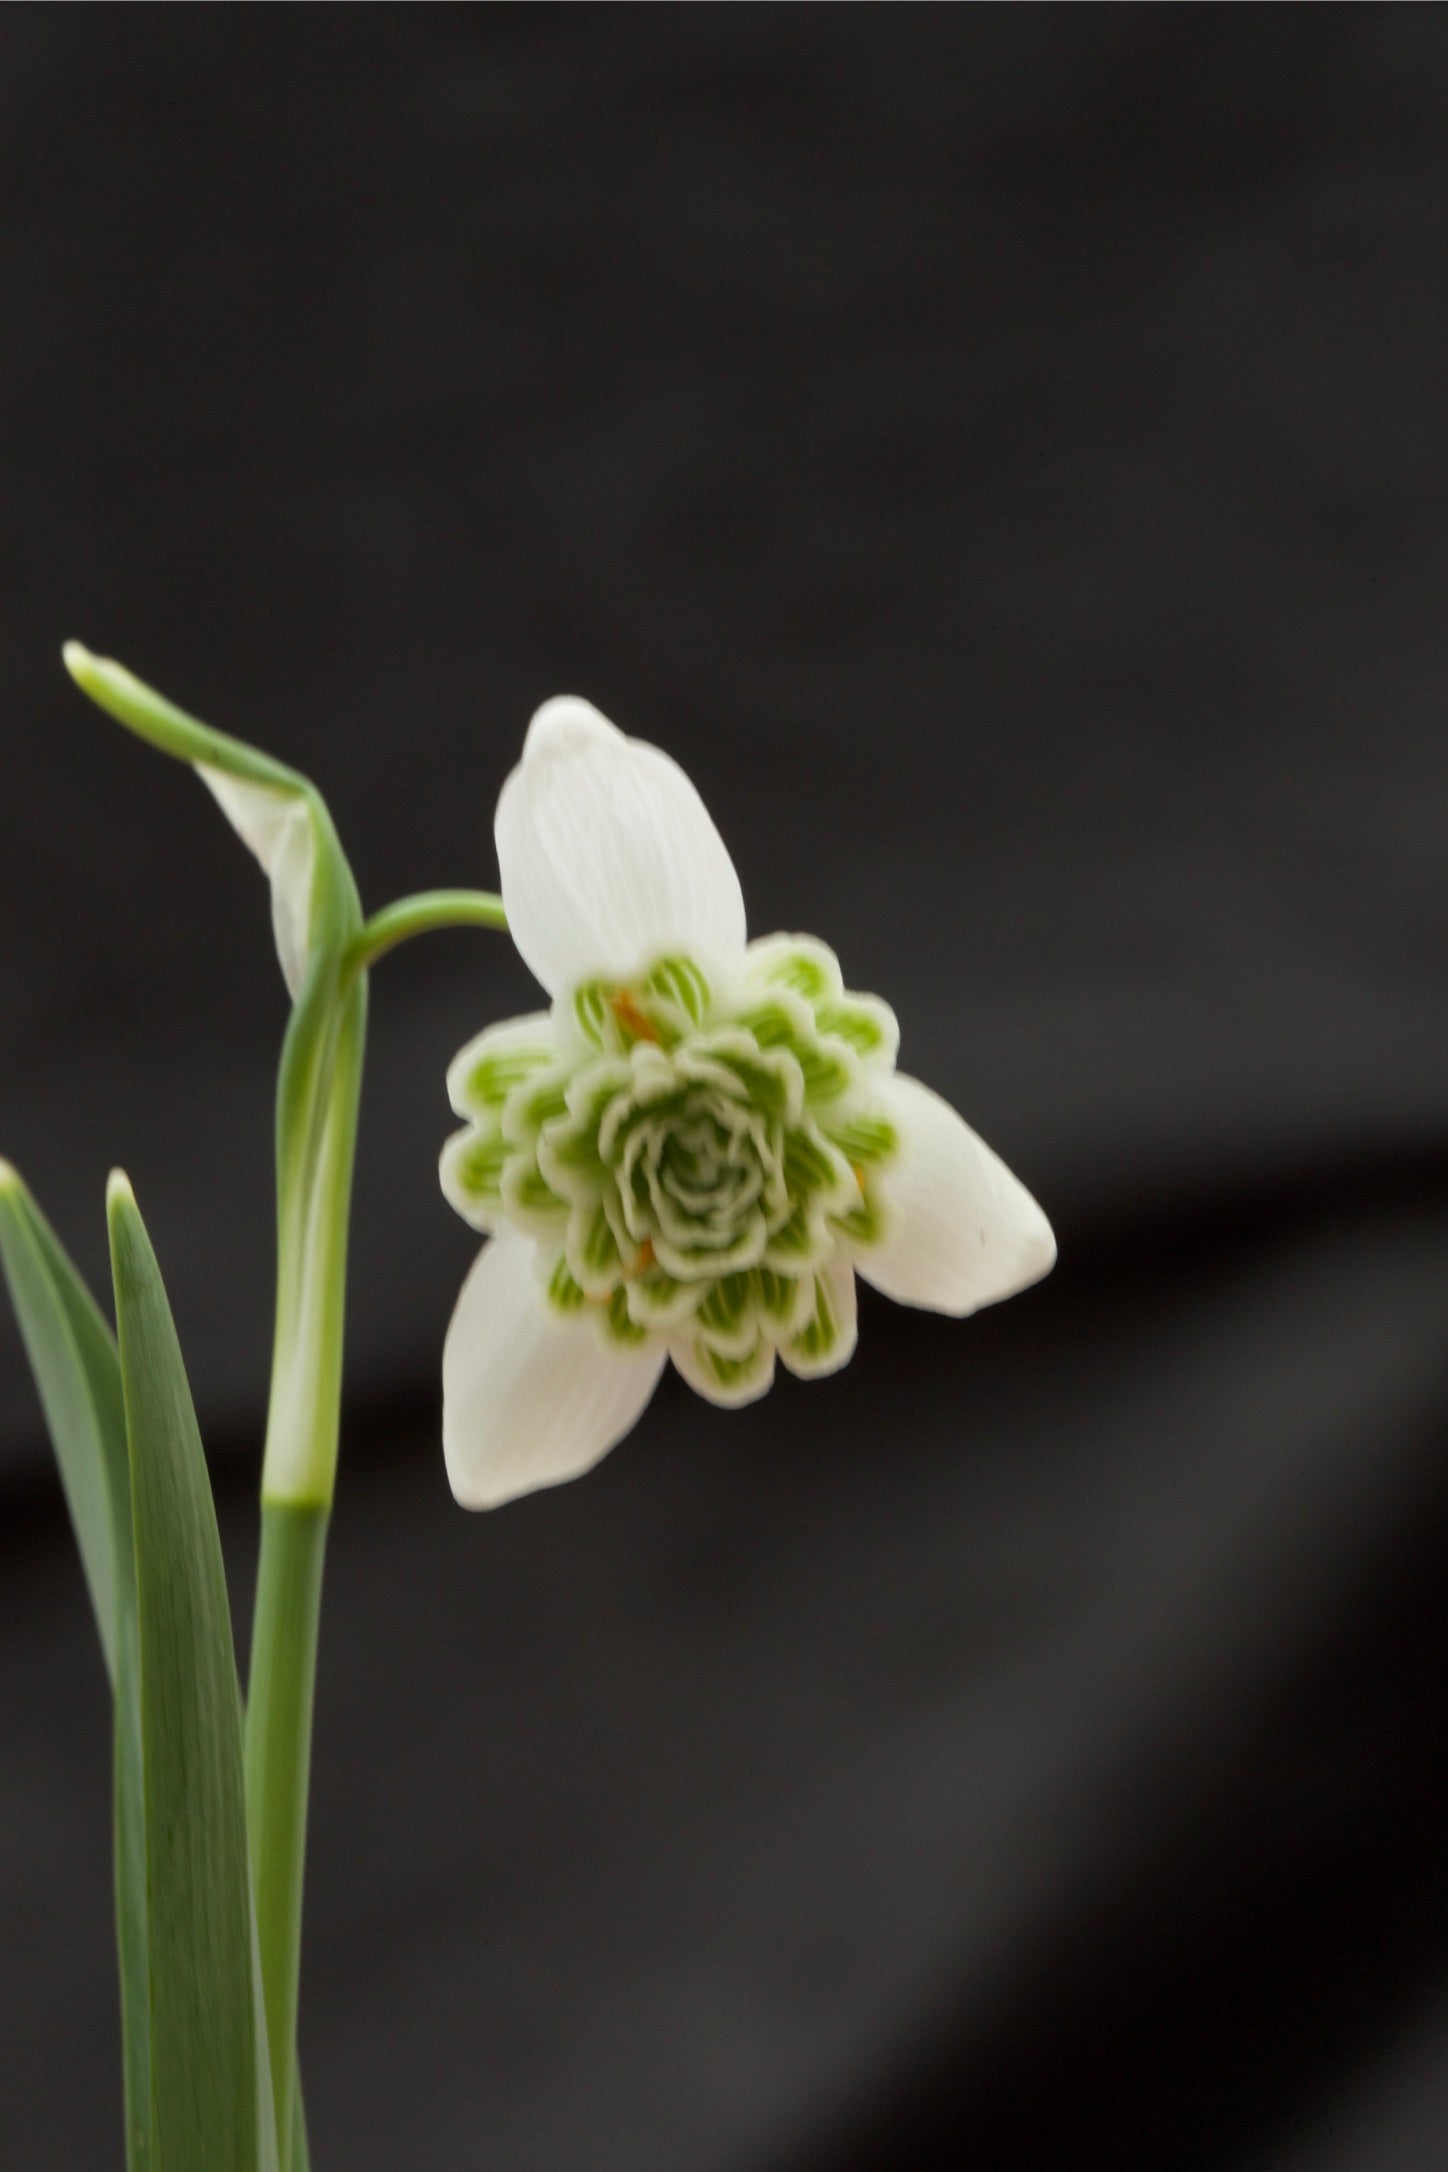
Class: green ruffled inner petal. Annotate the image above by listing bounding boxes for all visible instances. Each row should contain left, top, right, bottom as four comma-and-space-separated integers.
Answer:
600, 1285, 649, 1349
746, 935, 843, 1005
442, 939, 904, 1388
442, 1127, 509, 1214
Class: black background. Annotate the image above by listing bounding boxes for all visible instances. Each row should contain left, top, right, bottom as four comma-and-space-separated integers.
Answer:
3, 9, 1448, 2167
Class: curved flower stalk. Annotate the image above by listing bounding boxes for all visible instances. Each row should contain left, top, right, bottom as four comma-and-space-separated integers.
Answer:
441, 698, 1056, 1509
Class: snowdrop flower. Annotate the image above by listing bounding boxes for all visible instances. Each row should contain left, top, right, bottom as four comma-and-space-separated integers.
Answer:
440, 699, 1055, 1509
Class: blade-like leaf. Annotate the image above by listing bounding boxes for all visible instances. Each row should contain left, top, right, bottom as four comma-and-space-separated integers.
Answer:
0, 1165, 153, 2164
114, 1553, 152, 2170
108, 1171, 278, 2172
292, 2075, 311, 2172
0, 1165, 127, 1676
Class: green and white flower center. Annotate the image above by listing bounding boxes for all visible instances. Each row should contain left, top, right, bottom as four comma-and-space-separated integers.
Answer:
442, 938, 902, 1403
609, 1057, 783, 1265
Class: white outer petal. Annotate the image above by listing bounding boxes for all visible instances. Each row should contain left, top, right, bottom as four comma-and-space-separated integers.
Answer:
196, 765, 315, 999
858, 1073, 1056, 1317
495, 696, 747, 995
442, 1228, 666, 1508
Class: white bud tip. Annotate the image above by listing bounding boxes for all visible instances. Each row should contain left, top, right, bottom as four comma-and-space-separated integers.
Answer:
0, 1158, 19, 1194
522, 695, 623, 763
105, 1168, 136, 1213
62, 640, 95, 681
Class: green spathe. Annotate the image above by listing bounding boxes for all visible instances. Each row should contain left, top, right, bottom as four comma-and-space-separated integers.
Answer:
62, 642, 369, 1508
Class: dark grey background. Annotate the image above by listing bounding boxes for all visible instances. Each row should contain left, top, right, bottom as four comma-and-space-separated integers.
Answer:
3, 9, 1448, 2167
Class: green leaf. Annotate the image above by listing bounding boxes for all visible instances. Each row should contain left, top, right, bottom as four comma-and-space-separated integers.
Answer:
115, 1544, 152, 2171
291, 2088, 311, 2172
108, 1171, 278, 2172
0, 1166, 153, 2164
0, 1166, 128, 1676
0, 1171, 317, 2170
244, 1502, 328, 2171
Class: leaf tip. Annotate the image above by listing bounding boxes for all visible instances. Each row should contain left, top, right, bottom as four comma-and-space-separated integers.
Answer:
0, 1158, 19, 1195
62, 638, 96, 684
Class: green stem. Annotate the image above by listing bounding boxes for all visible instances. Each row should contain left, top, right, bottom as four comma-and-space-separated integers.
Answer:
245, 887, 501, 2164
342, 889, 507, 991
248, 975, 366, 2168
245, 1502, 328, 2169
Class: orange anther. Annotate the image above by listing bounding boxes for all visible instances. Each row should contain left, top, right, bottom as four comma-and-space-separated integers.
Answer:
611, 989, 661, 1043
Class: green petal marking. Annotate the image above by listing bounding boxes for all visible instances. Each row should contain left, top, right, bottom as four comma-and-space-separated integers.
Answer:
567, 1198, 624, 1297
752, 1265, 809, 1339
642, 953, 712, 1029
830, 1185, 891, 1249
734, 992, 812, 1055
545, 1254, 587, 1318
695, 1270, 755, 1357
705, 1342, 766, 1390
782, 1125, 855, 1210
573, 981, 611, 1048
447, 1016, 559, 1120
745, 937, 896, 1078
503, 1070, 570, 1142
822, 1112, 899, 1167
735, 996, 854, 1107
815, 997, 896, 1064
782, 1257, 859, 1380
761, 1197, 834, 1273
500, 1155, 568, 1232
443, 939, 901, 1377
791, 1273, 842, 1366
602, 1285, 649, 1348
678, 1328, 776, 1405
540, 1063, 628, 1195
463, 1132, 510, 1196
624, 1266, 701, 1331
748, 935, 842, 1004
441, 1127, 510, 1219
462, 1044, 554, 1113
